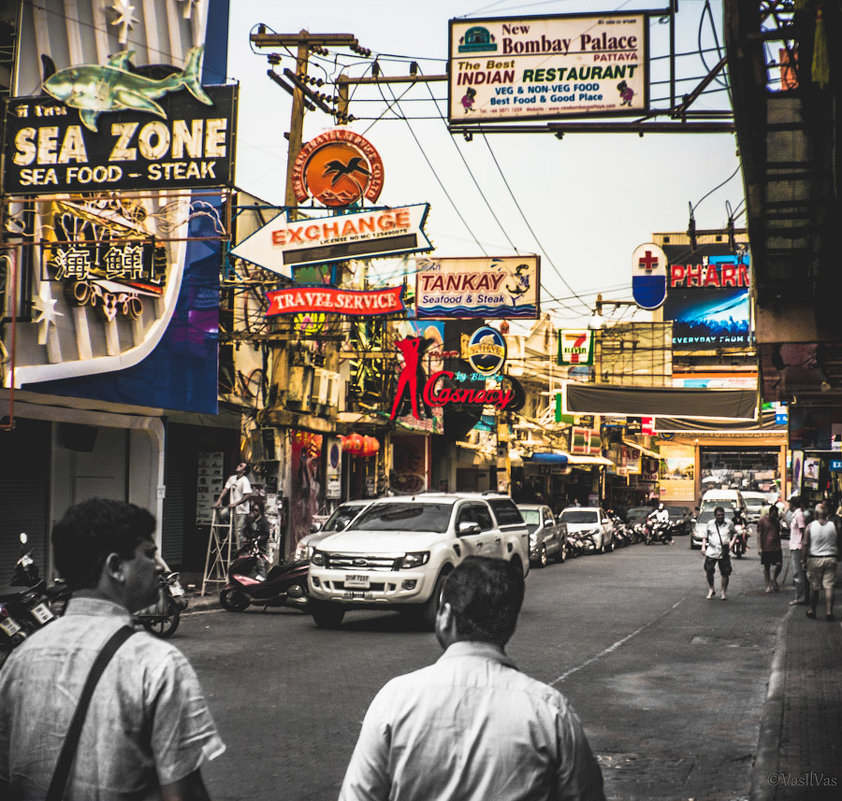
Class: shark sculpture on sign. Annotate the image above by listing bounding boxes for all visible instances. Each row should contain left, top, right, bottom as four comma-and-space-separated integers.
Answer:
42, 46, 212, 132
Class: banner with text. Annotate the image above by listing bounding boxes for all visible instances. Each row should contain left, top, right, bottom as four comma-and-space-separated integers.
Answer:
449, 12, 647, 123
266, 286, 406, 317
416, 255, 539, 319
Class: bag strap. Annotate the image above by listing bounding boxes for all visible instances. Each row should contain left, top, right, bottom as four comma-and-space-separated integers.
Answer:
46, 625, 136, 801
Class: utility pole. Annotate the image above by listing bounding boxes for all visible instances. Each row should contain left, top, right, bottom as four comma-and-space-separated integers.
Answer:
249, 29, 360, 209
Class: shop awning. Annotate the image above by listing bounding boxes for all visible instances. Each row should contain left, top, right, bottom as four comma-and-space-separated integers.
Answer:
565, 453, 614, 467
564, 384, 758, 420
525, 452, 568, 465
622, 439, 662, 460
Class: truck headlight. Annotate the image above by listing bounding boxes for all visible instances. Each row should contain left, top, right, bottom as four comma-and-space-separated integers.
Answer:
400, 551, 430, 569
311, 550, 326, 567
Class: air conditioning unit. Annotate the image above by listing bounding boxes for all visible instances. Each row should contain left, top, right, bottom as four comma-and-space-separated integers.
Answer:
311, 368, 342, 409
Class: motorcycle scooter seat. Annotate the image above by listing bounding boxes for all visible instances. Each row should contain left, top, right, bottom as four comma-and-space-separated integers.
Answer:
0, 580, 45, 601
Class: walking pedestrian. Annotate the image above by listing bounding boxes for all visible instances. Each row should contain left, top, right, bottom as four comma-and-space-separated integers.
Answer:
214, 461, 253, 545
338, 556, 605, 801
788, 496, 808, 606
702, 506, 736, 600
0, 498, 225, 800
757, 503, 783, 592
802, 502, 839, 621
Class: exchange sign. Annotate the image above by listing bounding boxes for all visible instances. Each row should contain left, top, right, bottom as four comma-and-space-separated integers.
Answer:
449, 12, 647, 123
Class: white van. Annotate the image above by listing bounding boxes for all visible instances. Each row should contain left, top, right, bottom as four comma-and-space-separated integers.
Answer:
690, 489, 747, 549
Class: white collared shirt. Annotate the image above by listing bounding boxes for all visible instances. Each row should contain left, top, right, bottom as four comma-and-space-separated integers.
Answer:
339, 640, 605, 801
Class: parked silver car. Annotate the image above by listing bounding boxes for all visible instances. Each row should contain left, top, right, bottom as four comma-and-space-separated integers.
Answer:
293, 499, 371, 561
517, 504, 567, 567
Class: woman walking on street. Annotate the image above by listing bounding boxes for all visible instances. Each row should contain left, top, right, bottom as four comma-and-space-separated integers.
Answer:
803, 502, 839, 621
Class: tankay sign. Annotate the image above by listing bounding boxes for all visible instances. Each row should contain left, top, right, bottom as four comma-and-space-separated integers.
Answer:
265, 286, 406, 317
449, 12, 648, 124
230, 205, 432, 275
416, 255, 540, 319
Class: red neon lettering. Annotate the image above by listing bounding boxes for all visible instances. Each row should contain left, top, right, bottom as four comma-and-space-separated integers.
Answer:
737, 265, 750, 287
423, 370, 452, 407
703, 265, 720, 287
721, 265, 736, 286
670, 265, 685, 287
686, 265, 702, 287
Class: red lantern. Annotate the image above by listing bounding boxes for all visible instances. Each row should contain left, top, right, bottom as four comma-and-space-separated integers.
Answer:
344, 433, 363, 454
360, 435, 380, 458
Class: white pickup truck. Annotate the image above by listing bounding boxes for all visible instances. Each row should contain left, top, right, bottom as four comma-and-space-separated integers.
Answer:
307, 493, 529, 629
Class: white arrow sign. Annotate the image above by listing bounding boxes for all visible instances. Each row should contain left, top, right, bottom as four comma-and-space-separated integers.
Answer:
230, 204, 432, 275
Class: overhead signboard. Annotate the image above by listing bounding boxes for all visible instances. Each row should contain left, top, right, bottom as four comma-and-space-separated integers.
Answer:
662, 246, 751, 349
291, 128, 383, 207
415, 255, 540, 319
3, 48, 236, 195
557, 329, 593, 365
265, 286, 405, 317
230, 205, 432, 276
631, 242, 667, 310
448, 12, 648, 124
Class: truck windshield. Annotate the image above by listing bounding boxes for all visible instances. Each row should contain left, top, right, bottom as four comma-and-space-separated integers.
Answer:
347, 503, 452, 533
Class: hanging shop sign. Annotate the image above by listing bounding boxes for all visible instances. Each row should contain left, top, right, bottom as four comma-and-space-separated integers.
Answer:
631, 243, 667, 310
462, 326, 507, 376
557, 329, 593, 365
265, 286, 405, 317
230, 204, 431, 275
570, 426, 601, 455
448, 12, 648, 124
390, 336, 522, 420
416, 255, 540, 319
291, 128, 384, 207
663, 246, 751, 349
4, 48, 236, 195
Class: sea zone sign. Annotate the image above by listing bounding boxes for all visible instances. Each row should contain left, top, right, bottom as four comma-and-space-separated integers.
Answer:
449, 12, 648, 124
3, 86, 237, 195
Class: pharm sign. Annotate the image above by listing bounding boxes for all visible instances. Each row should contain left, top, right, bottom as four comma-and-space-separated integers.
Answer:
230, 205, 431, 276
557, 329, 593, 365
265, 286, 405, 317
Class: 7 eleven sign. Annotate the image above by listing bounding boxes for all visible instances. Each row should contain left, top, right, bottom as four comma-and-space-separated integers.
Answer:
557, 329, 594, 365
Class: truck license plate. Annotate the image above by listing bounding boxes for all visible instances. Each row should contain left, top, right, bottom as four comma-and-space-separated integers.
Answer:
345, 574, 370, 589
31, 603, 55, 624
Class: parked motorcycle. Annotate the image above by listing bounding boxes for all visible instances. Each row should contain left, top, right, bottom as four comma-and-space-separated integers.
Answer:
0, 601, 29, 667
219, 540, 310, 613
11, 533, 71, 617
134, 571, 188, 638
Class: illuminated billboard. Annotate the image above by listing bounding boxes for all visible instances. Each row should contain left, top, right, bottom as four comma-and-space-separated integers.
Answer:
662, 247, 751, 349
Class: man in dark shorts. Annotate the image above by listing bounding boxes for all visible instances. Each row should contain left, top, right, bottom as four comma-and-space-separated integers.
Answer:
702, 506, 737, 600
757, 503, 783, 592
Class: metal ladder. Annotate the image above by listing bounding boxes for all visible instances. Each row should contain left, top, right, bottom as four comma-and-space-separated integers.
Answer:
201, 509, 235, 596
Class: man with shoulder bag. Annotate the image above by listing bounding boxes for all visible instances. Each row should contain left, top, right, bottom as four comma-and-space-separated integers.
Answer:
0, 498, 225, 800
702, 506, 737, 600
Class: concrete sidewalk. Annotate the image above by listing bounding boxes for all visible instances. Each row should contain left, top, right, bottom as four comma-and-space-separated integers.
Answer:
750, 597, 842, 801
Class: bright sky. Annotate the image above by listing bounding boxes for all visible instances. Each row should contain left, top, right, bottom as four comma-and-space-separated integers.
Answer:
226, 0, 742, 327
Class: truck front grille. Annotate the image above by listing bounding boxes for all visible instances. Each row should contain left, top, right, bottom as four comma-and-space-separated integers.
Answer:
326, 553, 401, 571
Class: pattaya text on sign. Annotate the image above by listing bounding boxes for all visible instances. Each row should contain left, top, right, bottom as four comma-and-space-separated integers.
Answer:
265, 286, 405, 317
449, 13, 647, 123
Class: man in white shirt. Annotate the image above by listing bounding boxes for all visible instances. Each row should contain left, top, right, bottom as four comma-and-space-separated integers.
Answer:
214, 461, 253, 546
788, 496, 808, 606
702, 506, 737, 600
338, 557, 605, 801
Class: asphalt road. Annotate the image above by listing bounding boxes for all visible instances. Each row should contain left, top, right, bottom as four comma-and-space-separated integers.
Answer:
177, 538, 787, 801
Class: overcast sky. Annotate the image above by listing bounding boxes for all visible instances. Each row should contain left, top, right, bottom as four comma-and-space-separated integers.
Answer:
226, 1, 741, 327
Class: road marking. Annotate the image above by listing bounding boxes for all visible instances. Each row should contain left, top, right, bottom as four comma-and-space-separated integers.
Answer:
184, 608, 223, 617
549, 595, 688, 687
